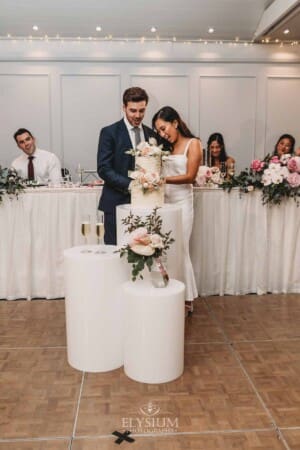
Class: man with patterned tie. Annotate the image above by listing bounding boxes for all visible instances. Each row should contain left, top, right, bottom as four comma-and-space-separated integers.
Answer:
12, 128, 61, 185
97, 87, 158, 245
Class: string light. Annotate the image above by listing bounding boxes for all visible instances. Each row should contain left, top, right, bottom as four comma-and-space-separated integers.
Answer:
0, 35, 298, 46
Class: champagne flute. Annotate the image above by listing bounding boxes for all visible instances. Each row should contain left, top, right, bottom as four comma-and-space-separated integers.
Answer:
228, 162, 235, 177
81, 214, 91, 253
220, 162, 226, 183
95, 211, 106, 253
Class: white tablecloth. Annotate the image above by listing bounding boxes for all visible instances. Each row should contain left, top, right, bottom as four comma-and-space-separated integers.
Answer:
1, 186, 299, 299
0, 187, 101, 300
191, 188, 300, 296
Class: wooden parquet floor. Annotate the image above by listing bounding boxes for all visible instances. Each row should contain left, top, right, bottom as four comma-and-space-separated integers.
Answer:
1, 294, 300, 449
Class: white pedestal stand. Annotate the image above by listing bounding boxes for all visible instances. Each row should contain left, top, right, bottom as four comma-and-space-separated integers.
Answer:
63, 245, 129, 372
122, 279, 185, 383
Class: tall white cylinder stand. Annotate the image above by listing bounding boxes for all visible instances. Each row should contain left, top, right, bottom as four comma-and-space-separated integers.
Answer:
64, 245, 129, 372
116, 204, 183, 282
122, 279, 185, 384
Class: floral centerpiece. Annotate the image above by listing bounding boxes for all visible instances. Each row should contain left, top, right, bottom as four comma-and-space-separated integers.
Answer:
0, 166, 26, 204
222, 154, 300, 205
126, 138, 169, 194
195, 165, 222, 187
118, 207, 174, 283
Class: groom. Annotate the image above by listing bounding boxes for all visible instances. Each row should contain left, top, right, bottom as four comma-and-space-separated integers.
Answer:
97, 86, 158, 245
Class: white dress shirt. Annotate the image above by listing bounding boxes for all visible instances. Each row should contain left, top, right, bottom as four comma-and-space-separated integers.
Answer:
11, 148, 62, 184
123, 116, 145, 148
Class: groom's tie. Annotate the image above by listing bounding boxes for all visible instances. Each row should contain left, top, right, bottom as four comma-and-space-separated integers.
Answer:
133, 127, 141, 147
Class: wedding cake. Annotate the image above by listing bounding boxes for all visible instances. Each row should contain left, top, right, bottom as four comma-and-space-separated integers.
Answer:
129, 140, 166, 208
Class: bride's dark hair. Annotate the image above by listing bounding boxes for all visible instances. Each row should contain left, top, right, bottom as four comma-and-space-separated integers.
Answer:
152, 106, 195, 138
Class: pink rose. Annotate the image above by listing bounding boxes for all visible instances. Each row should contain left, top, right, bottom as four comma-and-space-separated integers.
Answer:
270, 156, 280, 164
287, 172, 300, 188
250, 159, 265, 172
128, 227, 151, 246
287, 157, 300, 173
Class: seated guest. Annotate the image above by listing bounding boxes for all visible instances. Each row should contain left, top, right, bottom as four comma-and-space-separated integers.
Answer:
12, 128, 61, 184
273, 134, 295, 157
207, 132, 235, 171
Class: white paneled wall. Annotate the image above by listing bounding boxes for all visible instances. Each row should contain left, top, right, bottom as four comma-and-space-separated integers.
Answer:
61, 74, 121, 176
199, 76, 257, 171
266, 77, 300, 155
1, 74, 51, 160
1, 43, 300, 178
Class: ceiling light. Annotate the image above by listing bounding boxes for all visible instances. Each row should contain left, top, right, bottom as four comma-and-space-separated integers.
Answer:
283, 29, 290, 34
96, 26, 102, 32
32, 25, 39, 31
150, 26, 157, 33
208, 27, 214, 33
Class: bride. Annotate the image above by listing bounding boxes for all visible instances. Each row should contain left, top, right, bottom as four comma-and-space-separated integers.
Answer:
152, 106, 203, 314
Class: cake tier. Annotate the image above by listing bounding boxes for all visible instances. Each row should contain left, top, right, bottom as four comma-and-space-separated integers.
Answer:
135, 155, 161, 173
131, 183, 164, 208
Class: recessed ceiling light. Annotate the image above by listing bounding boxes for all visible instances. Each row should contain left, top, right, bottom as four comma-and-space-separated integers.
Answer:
283, 29, 290, 34
32, 25, 39, 31
96, 26, 102, 32
208, 27, 214, 33
150, 26, 157, 33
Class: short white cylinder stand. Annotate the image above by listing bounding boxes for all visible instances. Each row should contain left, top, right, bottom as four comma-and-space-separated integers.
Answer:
122, 279, 185, 384
64, 245, 129, 372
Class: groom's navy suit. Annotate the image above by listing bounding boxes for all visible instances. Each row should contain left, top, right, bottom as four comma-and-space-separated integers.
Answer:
97, 118, 157, 244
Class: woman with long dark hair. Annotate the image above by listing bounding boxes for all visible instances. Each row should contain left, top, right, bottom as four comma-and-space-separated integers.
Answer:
273, 134, 295, 157
152, 106, 203, 314
207, 132, 235, 172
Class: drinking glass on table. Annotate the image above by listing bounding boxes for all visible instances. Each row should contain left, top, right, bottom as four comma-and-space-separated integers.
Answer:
95, 211, 106, 253
81, 214, 92, 253
227, 162, 235, 177
220, 162, 226, 183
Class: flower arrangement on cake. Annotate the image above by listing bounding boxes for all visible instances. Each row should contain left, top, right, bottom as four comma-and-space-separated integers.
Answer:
0, 166, 26, 204
126, 137, 169, 158
127, 138, 169, 194
222, 154, 300, 205
118, 207, 174, 282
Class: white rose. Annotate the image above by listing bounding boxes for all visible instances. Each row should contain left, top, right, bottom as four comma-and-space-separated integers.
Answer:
149, 137, 157, 146
150, 234, 164, 248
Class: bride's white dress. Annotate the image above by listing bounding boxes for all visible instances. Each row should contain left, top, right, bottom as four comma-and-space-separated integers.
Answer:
163, 138, 198, 301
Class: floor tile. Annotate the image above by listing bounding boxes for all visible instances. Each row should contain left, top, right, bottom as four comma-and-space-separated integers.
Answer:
281, 429, 300, 449
206, 294, 300, 341
234, 340, 300, 427
0, 300, 66, 348
75, 344, 271, 436
0, 348, 81, 438
72, 431, 285, 449
0, 440, 70, 450
185, 300, 225, 343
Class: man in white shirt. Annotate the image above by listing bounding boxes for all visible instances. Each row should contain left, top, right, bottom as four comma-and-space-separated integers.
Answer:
12, 128, 61, 184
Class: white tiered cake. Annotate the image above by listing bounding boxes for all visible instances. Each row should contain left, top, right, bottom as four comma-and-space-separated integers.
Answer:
129, 140, 165, 208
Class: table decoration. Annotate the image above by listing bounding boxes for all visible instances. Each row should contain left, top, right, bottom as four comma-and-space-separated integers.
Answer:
118, 207, 174, 285
221, 154, 300, 205
0, 166, 25, 204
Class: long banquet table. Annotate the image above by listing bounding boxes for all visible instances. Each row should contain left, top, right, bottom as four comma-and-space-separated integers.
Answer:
0, 186, 299, 299
191, 188, 300, 296
0, 186, 101, 300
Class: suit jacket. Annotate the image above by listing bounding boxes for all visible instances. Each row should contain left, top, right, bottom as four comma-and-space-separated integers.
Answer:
97, 118, 158, 212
